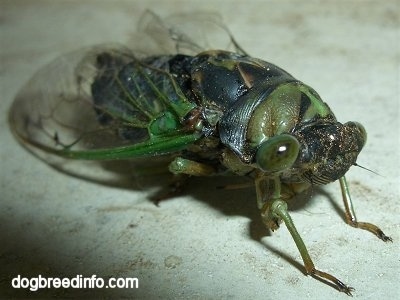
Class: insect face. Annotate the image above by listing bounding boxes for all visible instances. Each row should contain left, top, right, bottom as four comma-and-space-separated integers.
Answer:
293, 121, 366, 185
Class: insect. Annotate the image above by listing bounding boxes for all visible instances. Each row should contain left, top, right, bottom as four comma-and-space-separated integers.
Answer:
9, 11, 392, 295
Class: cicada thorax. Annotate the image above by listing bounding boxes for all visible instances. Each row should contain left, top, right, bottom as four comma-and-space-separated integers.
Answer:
184, 50, 366, 185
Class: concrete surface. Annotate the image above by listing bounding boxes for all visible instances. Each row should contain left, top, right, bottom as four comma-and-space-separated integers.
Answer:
1, 0, 399, 299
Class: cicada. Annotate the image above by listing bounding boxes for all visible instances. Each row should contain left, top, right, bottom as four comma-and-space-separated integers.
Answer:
9, 11, 391, 295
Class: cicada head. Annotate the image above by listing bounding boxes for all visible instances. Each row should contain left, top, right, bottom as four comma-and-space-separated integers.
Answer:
292, 121, 367, 185
253, 120, 366, 185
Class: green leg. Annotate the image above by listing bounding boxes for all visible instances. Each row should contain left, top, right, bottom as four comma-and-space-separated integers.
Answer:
168, 157, 216, 176
268, 199, 354, 295
257, 177, 353, 295
339, 176, 392, 242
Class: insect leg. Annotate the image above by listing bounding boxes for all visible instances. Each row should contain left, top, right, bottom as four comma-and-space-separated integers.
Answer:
268, 199, 354, 295
339, 176, 392, 242
257, 177, 353, 294
168, 157, 216, 176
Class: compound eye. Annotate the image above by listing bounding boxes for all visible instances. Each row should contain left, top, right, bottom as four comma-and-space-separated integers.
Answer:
344, 121, 367, 149
256, 134, 300, 172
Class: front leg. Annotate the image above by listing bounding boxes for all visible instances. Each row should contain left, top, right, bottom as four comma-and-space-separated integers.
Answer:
339, 176, 392, 242
256, 176, 354, 295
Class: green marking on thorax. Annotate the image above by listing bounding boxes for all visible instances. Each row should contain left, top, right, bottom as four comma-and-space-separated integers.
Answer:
247, 82, 333, 148
298, 84, 332, 121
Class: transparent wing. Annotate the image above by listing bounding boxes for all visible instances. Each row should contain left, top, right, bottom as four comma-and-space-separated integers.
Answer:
9, 11, 242, 181
10, 11, 242, 160
133, 10, 247, 56
10, 47, 118, 154
10, 44, 199, 159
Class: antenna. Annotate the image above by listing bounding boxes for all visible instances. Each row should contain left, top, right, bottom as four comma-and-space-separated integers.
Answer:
353, 162, 383, 177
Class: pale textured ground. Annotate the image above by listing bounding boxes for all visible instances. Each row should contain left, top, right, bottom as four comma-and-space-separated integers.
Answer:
1, 1, 399, 299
